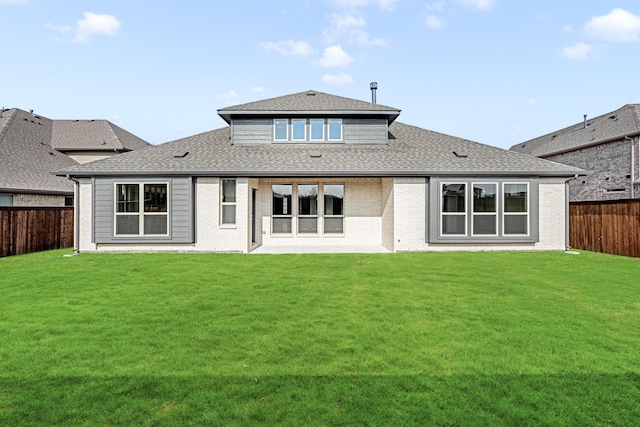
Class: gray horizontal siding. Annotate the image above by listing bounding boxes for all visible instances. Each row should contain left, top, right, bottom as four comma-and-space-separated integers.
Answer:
232, 117, 388, 144
93, 177, 194, 244
344, 118, 387, 144
232, 118, 272, 144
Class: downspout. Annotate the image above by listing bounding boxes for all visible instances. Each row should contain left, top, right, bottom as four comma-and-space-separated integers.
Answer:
66, 175, 80, 254
565, 174, 578, 250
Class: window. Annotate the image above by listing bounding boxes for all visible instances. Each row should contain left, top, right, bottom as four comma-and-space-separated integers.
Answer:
324, 184, 344, 233
430, 178, 537, 243
472, 183, 497, 235
115, 183, 168, 236
0, 193, 13, 207
221, 179, 236, 225
272, 184, 292, 233
310, 119, 324, 141
292, 119, 306, 141
64, 196, 74, 207
298, 184, 318, 233
328, 119, 342, 141
274, 119, 288, 141
441, 183, 466, 235
503, 183, 528, 235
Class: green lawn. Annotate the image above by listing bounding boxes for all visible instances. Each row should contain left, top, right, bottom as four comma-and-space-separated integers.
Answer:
0, 249, 639, 426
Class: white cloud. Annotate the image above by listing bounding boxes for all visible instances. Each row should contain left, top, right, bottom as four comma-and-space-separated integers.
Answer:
527, 98, 540, 106
562, 25, 573, 33
426, 1, 446, 12
251, 86, 265, 93
317, 45, 354, 67
426, 14, 446, 29
321, 72, 354, 85
457, 0, 496, 11
73, 12, 121, 43
584, 8, 640, 42
260, 40, 314, 57
219, 90, 238, 99
323, 13, 387, 46
562, 42, 595, 60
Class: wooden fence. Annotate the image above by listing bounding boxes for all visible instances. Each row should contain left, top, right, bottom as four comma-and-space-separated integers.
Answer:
569, 199, 640, 258
0, 207, 74, 257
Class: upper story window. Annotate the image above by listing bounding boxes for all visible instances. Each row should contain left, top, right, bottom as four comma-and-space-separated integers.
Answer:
274, 119, 288, 141
272, 118, 342, 143
328, 119, 343, 141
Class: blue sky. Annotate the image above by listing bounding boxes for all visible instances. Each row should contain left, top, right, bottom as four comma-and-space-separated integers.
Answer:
2, 0, 639, 149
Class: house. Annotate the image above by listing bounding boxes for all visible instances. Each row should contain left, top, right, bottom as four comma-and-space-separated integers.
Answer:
55, 89, 584, 254
0, 108, 150, 207
510, 104, 640, 202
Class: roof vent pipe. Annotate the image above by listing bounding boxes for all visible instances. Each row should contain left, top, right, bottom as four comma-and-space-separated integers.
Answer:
370, 82, 378, 104
583, 114, 587, 129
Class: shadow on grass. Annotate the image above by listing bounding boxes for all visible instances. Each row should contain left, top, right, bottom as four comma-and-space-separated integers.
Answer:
1, 373, 639, 426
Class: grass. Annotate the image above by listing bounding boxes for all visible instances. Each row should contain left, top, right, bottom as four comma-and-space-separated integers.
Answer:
0, 249, 639, 426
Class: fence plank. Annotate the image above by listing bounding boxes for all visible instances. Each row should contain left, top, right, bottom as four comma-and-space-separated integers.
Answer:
0, 207, 74, 257
570, 199, 640, 258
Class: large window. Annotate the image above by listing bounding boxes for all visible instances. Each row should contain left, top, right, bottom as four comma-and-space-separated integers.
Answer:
271, 183, 344, 235
298, 184, 318, 233
324, 184, 344, 234
328, 119, 343, 141
292, 119, 306, 141
274, 119, 288, 141
115, 183, 168, 236
310, 119, 324, 141
503, 183, 529, 235
472, 183, 497, 236
430, 179, 537, 242
221, 179, 236, 225
272, 184, 292, 233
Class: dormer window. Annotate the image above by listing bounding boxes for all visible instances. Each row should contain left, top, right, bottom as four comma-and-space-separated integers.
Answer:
274, 119, 288, 141
292, 119, 306, 141
272, 118, 343, 143
328, 119, 343, 141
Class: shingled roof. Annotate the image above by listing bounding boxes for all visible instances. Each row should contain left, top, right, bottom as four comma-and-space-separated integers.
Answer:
1, 108, 151, 195
52, 120, 150, 152
217, 90, 401, 124
0, 108, 76, 194
510, 104, 640, 157
55, 121, 583, 178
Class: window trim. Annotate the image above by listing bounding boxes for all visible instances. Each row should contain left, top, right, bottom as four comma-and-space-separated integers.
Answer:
441, 182, 467, 236
310, 119, 325, 141
273, 119, 288, 141
291, 119, 307, 141
428, 177, 538, 243
502, 182, 529, 236
220, 178, 237, 226
297, 183, 319, 234
114, 182, 169, 237
471, 182, 498, 237
323, 183, 344, 235
327, 118, 343, 141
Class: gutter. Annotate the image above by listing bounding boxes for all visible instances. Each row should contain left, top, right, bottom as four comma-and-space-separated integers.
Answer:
65, 175, 80, 254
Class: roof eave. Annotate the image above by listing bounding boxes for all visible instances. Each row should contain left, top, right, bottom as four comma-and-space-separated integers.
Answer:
217, 109, 401, 124
537, 131, 640, 158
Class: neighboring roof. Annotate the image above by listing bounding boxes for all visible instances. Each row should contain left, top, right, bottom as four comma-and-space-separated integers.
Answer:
0, 107, 150, 195
510, 104, 640, 157
52, 120, 150, 152
217, 90, 401, 124
56, 121, 584, 178
0, 108, 76, 194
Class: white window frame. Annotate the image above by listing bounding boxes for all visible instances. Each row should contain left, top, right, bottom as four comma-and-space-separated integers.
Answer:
471, 182, 498, 237
502, 182, 529, 236
327, 119, 343, 141
272, 184, 293, 234
220, 178, 236, 226
297, 183, 318, 234
274, 119, 288, 141
440, 182, 467, 237
114, 182, 169, 237
323, 183, 344, 235
310, 119, 325, 141
291, 119, 307, 141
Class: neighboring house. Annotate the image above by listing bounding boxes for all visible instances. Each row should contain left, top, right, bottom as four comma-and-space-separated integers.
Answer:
0, 108, 150, 207
56, 89, 584, 254
510, 104, 640, 202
